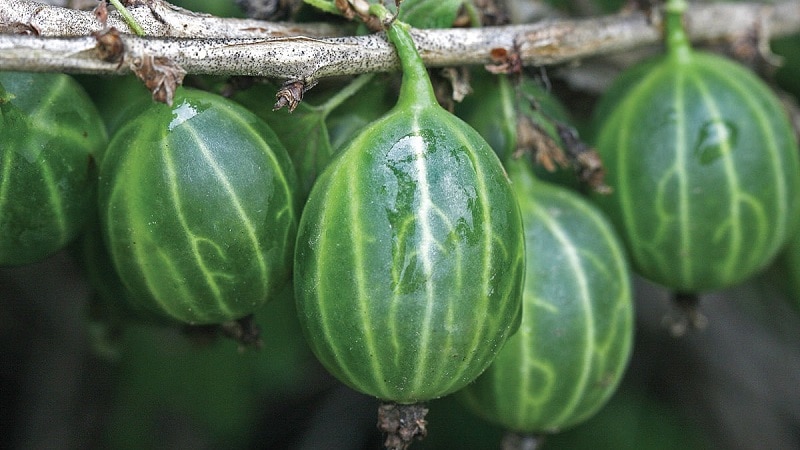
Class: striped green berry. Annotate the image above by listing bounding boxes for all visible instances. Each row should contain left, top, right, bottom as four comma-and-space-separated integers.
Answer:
591, 8, 800, 292
99, 88, 298, 325
294, 19, 524, 403
0, 72, 107, 266
459, 158, 634, 434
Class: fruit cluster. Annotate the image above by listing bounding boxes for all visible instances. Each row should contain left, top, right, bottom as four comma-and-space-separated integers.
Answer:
2, 0, 799, 447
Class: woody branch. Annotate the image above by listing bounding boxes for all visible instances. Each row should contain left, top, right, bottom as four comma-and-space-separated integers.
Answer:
0, 0, 798, 82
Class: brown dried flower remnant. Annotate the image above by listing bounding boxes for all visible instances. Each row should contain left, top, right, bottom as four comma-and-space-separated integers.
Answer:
378, 402, 429, 450
131, 54, 186, 106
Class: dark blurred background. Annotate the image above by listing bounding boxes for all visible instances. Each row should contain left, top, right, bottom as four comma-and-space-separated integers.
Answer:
3, 245, 800, 449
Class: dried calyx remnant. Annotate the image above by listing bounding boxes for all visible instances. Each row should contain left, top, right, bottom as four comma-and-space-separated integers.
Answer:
377, 402, 429, 450
183, 314, 264, 350
501, 432, 545, 450
665, 292, 709, 337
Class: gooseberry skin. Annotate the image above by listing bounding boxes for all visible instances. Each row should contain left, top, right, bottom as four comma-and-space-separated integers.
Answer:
592, 51, 800, 292
0, 72, 107, 266
459, 159, 634, 434
293, 19, 525, 404
99, 88, 298, 325
294, 102, 525, 404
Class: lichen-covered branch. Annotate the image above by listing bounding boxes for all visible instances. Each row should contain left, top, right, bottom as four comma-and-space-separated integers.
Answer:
0, 0, 798, 82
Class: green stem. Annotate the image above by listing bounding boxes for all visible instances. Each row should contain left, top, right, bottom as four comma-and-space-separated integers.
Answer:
369, 4, 439, 110
0, 82, 10, 104
664, 0, 692, 62
108, 0, 145, 37
320, 73, 376, 118
463, 1, 482, 28
497, 74, 518, 159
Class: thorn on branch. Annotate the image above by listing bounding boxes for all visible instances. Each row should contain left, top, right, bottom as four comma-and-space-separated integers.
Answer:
131, 54, 186, 106
273, 79, 317, 112
94, 0, 109, 25
93, 28, 125, 64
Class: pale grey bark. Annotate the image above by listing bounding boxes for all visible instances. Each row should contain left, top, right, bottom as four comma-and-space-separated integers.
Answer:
0, 0, 798, 82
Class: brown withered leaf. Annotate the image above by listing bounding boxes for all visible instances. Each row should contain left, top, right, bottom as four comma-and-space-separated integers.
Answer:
130, 54, 186, 106
515, 115, 568, 173
556, 122, 612, 194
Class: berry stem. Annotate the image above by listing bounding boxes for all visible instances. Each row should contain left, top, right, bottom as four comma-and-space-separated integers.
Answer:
664, 0, 692, 62
108, 0, 145, 37
369, 4, 439, 111
320, 73, 376, 118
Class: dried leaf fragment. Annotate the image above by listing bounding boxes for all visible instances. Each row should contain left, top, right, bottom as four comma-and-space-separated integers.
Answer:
439, 67, 472, 103
516, 116, 569, 172
130, 54, 186, 106
556, 122, 612, 194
